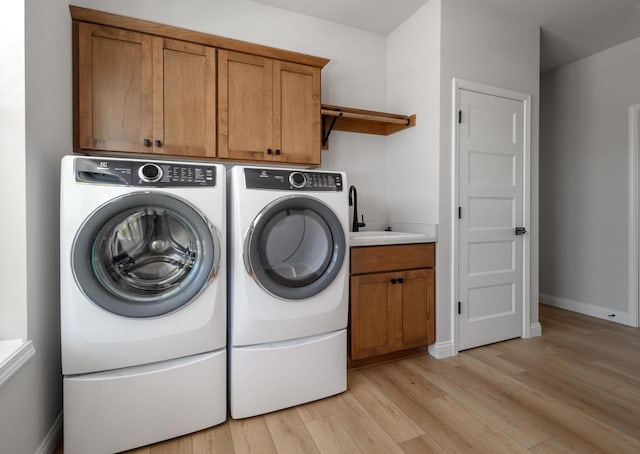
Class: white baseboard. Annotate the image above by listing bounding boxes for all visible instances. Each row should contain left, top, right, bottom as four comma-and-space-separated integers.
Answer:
35, 411, 62, 454
428, 341, 455, 359
0, 340, 35, 388
540, 293, 635, 327
529, 322, 542, 337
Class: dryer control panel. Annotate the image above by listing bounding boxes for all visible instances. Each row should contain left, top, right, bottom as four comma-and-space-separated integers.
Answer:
75, 158, 216, 187
245, 168, 343, 191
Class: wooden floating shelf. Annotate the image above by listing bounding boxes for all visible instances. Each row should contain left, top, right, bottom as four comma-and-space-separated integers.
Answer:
321, 104, 416, 147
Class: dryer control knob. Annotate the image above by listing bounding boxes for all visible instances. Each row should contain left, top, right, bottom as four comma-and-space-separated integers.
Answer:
139, 163, 163, 183
289, 172, 307, 188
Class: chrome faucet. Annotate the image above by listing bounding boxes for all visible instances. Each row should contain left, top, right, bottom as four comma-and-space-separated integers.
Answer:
348, 185, 366, 232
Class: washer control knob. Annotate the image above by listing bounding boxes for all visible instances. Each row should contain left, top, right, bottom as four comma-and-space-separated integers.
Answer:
289, 172, 307, 188
139, 163, 163, 183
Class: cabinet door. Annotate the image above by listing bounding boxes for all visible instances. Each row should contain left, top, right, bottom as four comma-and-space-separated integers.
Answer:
153, 38, 216, 157
273, 61, 321, 165
400, 268, 435, 349
350, 273, 399, 360
78, 23, 152, 153
218, 50, 273, 160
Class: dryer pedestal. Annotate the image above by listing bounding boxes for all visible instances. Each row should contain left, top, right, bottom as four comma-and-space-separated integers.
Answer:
230, 329, 346, 419
64, 349, 226, 454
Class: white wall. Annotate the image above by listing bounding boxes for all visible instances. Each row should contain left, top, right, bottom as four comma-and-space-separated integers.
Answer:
1, 1, 389, 451
437, 0, 540, 344
540, 36, 640, 320
385, 0, 441, 232
0, 0, 70, 452
0, 0, 27, 340
74, 0, 390, 226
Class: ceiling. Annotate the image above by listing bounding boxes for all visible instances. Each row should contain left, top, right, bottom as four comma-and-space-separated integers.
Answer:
253, 0, 640, 73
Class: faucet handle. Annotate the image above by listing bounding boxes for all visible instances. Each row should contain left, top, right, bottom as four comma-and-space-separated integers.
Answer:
357, 214, 366, 228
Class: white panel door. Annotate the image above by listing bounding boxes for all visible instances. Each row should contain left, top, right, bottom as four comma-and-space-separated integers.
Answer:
458, 89, 525, 351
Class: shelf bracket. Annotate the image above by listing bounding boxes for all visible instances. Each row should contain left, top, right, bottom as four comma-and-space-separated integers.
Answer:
322, 111, 341, 147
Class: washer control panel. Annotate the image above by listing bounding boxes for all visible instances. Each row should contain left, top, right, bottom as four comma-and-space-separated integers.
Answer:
245, 168, 343, 191
75, 158, 216, 187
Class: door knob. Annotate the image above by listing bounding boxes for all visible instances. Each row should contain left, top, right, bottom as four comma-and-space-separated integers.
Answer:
515, 226, 527, 235
397, 278, 404, 284
390, 278, 397, 284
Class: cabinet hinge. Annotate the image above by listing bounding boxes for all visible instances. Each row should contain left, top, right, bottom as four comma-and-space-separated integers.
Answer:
458, 206, 462, 219
458, 301, 462, 315
458, 110, 462, 124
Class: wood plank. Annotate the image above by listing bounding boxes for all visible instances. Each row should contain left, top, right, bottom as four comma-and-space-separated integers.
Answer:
191, 424, 235, 453
148, 437, 192, 454
399, 435, 448, 454
403, 357, 552, 448
530, 437, 606, 454
69, 5, 329, 68
125, 448, 150, 454
360, 363, 476, 453
305, 416, 362, 454
427, 395, 530, 454
55, 305, 640, 454
264, 408, 319, 454
229, 417, 277, 454
296, 396, 335, 423
349, 370, 424, 443
323, 392, 405, 454
445, 356, 606, 453
456, 354, 640, 453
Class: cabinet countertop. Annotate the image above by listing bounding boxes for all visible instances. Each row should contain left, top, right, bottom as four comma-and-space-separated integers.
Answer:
349, 225, 437, 247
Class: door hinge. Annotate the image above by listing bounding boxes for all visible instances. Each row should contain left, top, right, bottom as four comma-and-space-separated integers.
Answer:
515, 226, 527, 236
458, 301, 462, 314
458, 110, 462, 124
458, 206, 462, 219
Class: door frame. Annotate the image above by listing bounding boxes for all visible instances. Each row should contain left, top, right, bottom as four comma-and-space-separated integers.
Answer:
451, 78, 532, 354
628, 105, 640, 327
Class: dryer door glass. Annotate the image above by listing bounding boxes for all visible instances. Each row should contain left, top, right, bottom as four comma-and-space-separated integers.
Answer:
246, 196, 346, 300
72, 193, 220, 318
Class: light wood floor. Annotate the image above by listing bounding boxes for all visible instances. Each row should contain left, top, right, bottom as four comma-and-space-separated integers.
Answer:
56, 304, 640, 453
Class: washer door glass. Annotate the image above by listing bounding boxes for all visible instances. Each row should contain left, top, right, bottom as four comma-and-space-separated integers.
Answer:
245, 196, 346, 300
73, 193, 219, 318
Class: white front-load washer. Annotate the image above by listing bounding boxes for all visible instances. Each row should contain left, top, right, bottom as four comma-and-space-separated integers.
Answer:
228, 165, 349, 418
60, 155, 226, 454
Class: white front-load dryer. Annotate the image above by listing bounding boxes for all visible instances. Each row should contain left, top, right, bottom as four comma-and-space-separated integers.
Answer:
228, 165, 349, 418
60, 155, 226, 454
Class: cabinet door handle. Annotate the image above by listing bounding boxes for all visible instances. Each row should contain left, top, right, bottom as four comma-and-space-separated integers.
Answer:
143, 138, 151, 147
398, 278, 404, 284
275, 149, 281, 155
154, 139, 162, 147
267, 148, 273, 155
390, 278, 397, 284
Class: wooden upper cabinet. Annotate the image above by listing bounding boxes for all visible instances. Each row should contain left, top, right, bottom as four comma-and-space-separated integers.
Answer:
76, 23, 216, 157
274, 61, 321, 165
153, 38, 216, 157
218, 50, 321, 164
218, 50, 273, 161
73, 8, 328, 163
78, 22, 152, 153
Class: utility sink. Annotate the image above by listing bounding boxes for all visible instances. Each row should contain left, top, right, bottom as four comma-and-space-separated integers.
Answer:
349, 230, 430, 247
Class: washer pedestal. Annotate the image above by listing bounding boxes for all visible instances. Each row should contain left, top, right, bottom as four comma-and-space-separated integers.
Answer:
64, 349, 226, 454
230, 329, 346, 419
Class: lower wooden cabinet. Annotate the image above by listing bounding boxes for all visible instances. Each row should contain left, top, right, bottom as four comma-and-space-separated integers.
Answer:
349, 243, 435, 361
